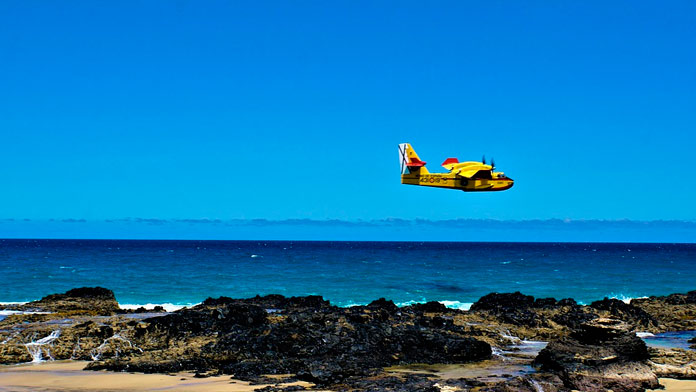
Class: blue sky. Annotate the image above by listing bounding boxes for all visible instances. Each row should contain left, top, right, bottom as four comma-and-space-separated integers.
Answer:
1, 2, 694, 235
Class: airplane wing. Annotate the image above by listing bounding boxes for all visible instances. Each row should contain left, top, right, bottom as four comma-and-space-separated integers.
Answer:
456, 168, 493, 179
455, 168, 480, 178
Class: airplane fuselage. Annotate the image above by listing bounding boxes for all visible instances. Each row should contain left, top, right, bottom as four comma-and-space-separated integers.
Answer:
401, 172, 514, 192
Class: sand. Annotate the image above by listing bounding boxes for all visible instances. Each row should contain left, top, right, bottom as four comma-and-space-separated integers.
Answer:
2, 361, 695, 391
0, 361, 315, 392
649, 378, 696, 392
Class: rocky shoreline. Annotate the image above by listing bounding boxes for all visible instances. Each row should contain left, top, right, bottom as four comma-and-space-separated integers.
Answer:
1, 288, 695, 391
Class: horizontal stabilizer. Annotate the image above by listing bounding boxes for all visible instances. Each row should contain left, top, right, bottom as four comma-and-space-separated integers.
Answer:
408, 158, 426, 167
441, 158, 459, 171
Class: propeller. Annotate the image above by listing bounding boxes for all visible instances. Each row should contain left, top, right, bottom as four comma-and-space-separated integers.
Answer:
491, 157, 496, 169
481, 155, 486, 165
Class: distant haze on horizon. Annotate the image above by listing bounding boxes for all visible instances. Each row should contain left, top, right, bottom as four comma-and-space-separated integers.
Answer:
1, 218, 695, 243
1, 1, 694, 237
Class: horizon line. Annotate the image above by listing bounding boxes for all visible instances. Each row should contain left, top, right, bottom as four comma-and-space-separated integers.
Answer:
3, 217, 696, 225
1, 238, 694, 245
3, 218, 694, 243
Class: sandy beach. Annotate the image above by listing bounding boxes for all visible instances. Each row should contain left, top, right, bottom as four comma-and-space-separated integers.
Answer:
1, 361, 695, 392
649, 378, 696, 392
0, 361, 315, 392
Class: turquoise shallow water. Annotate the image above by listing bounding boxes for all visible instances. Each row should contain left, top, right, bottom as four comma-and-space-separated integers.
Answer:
641, 331, 696, 350
1, 240, 694, 308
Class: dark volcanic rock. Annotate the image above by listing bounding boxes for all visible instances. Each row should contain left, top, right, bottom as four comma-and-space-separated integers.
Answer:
590, 298, 657, 328
557, 298, 577, 307
367, 298, 399, 313
630, 292, 696, 332
551, 307, 598, 330
470, 292, 535, 312
25, 287, 119, 315
648, 347, 696, 379
470, 292, 540, 327
534, 297, 558, 308
535, 318, 659, 391
8, 287, 696, 391
145, 303, 269, 336
341, 373, 562, 392
202, 294, 332, 310
89, 296, 492, 385
661, 290, 696, 305
124, 305, 166, 313
408, 301, 448, 313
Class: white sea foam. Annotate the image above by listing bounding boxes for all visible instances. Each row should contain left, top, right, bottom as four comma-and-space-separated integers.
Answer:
528, 379, 545, 392
3, 301, 191, 313
636, 332, 655, 338
393, 300, 424, 307
608, 294, 648, 304
613, 295, 636, 304
0, 310, 50, 317
24, 330, 61, 363
118, 303, 193, 312
491, 346, 506, 360
438, 300, 473, 311
577, 294, 649, 306
500, 329, 521, 344
347, 299, 474, 311
90, 333, 142, 361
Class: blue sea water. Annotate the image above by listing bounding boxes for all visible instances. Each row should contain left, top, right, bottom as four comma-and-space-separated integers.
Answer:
642, 331, 696, 350
0, 240, 694, 309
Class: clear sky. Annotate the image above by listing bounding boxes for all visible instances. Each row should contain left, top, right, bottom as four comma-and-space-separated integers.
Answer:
1, 1, 694, 225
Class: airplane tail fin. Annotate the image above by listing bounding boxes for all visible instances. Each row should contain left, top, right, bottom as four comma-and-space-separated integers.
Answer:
398, 143, 429, 174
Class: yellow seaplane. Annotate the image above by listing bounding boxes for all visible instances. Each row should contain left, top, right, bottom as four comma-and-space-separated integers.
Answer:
399, 143, 514, 192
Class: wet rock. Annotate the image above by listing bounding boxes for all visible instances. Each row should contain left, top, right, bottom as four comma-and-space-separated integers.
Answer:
535, 318, 659, 391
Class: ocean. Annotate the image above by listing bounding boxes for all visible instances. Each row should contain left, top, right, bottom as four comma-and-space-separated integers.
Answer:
1, 239, 694, 310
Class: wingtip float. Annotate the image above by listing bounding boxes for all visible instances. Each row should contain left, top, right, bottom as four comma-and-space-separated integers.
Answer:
399, 143, 514, 192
